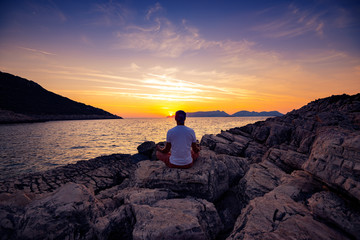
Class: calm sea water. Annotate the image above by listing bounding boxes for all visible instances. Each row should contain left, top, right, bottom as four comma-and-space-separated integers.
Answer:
0, 117, 267, 180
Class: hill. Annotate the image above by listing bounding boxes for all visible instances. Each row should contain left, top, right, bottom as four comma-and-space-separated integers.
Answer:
0, 71, 122, 123
186, 110, 283, 117
187, 110, 230, 117
231, 110, 283, 117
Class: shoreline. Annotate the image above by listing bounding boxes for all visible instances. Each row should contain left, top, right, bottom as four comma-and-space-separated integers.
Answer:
1, 93, 359, 240
0, 109, 122, 124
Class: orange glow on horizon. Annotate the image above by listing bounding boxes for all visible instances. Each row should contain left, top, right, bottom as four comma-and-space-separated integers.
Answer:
0, 1, 359, 118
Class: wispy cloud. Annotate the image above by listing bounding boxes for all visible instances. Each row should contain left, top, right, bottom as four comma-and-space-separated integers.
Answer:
145, 2, 163, 20
113, 3, 217, 57
253, 4, 325, 38
91, 1, 131, 26
18, 46, 56, 56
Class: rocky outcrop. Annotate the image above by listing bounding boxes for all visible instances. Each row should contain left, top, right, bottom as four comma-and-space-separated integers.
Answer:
0, 93, 359, 239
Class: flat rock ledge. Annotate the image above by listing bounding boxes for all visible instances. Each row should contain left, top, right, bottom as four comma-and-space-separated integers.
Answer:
1, 93, 360, 240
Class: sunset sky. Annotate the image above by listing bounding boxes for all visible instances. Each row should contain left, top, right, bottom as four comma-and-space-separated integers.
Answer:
0, 0, 359, 118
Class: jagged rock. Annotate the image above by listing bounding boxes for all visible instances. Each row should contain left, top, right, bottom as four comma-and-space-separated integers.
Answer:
19, 183, 102, 239
241, 141, 266, 163
215, 154, 249, 186
0, 154, 134, 194
133, 150, 230, 202
214, 141, 245, 156
94, 204, 135, 240
252, 125, 270, 143
265, 147, 307, 172
132, 198, 222, 240
303, 128, 360, 201
265, 123, 292, 147
228, 172, 348, 240
201, 134, 231, 150
308, 191, 360, 239
237, 161, 288, 201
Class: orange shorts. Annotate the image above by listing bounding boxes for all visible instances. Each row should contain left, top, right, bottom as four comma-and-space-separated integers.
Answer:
156, 150, 199, 169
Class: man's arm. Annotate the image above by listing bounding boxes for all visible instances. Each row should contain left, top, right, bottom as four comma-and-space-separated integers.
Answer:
191, 142, 200, 153
157, 142, 171, 153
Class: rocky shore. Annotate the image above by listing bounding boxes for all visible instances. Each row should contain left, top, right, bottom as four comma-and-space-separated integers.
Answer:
1, 93, 359, 239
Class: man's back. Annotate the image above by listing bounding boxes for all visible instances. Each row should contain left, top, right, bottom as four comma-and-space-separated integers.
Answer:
167, 125, 196, 165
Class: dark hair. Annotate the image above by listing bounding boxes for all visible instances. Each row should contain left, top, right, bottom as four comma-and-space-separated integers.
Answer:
175, 110, 186, 123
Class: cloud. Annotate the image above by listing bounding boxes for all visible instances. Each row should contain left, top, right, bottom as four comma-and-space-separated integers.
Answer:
253, 4, 326, 38
146, 2, 163, 20
26, 0, 67, 23
131, 63, 141, 71
91, 1, 131, 26
115, 19, 211, 57
113, 3, 219, 57
18, 46, 56, 56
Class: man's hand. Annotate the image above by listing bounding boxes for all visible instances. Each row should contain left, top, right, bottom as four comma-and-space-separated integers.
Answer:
157, 142, 171, 153
192, 141, 201, 153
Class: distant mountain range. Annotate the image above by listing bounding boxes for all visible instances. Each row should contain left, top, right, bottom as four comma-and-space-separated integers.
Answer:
187, 110, 283, 117
0, 71, 122, 123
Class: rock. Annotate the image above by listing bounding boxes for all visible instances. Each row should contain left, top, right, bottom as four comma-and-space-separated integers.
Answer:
265, 147, 307, 172
303, 129, 360, 201
215, 154, 249, 186
200, 134, 231, 152
1, 93, 360, 239
132, 198, 222, 240
19, 183, 102, 239
94, 204, 135, 240
0, 192, 36, 208
237, 161, 288, 201
308, 191, 360, 239
214, 141, 244, 156
265, 123, 292, 147
228, 181, 348, 240
133, 150, 230, 202
0, 154, 134, 194
243, 141, 267, 163
131, 153, 149, 163
137, 141, 156, 158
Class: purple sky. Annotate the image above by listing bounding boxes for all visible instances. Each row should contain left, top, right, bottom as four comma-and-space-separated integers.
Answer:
1, 0, 359, 117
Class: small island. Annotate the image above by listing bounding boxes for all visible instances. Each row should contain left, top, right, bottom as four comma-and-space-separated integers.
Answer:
0, 71, 122, 124
179, 110, 283, 118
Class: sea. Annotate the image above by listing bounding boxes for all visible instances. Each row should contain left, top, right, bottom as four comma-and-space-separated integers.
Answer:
0, 117, 268, 180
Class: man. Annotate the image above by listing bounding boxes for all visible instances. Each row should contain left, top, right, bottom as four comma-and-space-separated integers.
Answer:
156, 110, 200, 169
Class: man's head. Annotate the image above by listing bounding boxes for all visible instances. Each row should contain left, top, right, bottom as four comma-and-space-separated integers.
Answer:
175, 110, 186, 125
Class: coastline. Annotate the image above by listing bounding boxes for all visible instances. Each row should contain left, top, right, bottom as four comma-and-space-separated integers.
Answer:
0, 109, 122, 124
1, 93, 359, 239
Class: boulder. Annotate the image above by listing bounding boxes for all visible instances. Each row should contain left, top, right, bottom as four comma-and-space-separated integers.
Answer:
200, 134, 231, 150
237, 161, 288, 201
303, 129, 360, 201
265, 123, 292, 147
308, 191, 360, 239
228, 178, 348, 240
133, 150, 229, 202
265, 147, 307, 172
18, 183, 102, 239
132, 198, 222, 240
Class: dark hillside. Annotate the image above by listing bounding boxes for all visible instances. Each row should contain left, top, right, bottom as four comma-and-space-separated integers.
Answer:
0, 71, 121, 123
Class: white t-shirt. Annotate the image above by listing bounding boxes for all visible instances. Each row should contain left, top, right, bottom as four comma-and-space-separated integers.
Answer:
166, 125, 196, 166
